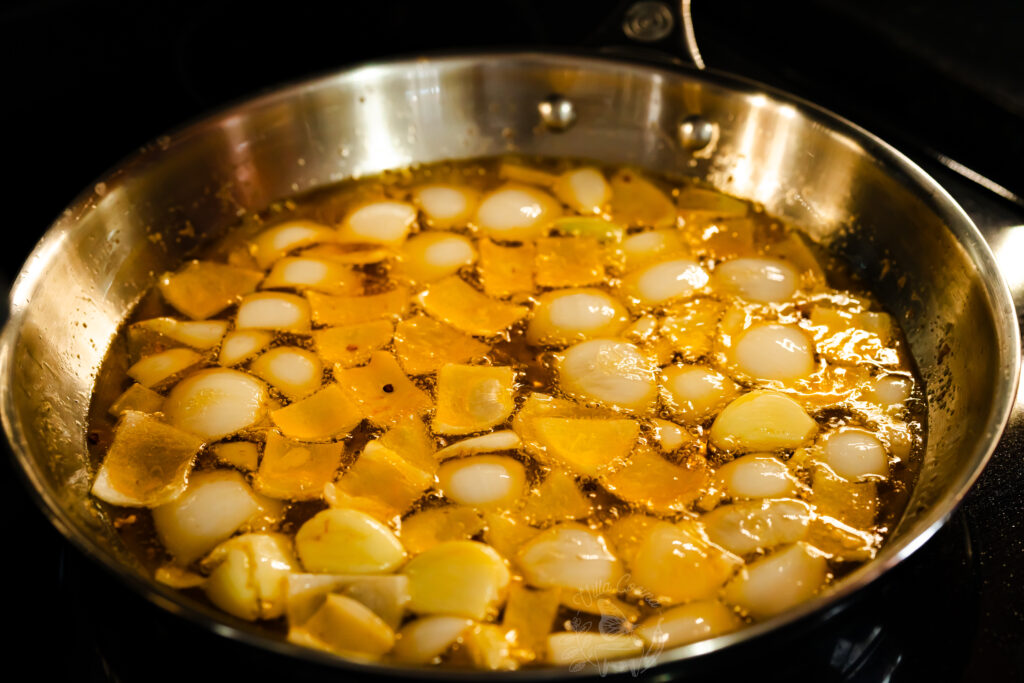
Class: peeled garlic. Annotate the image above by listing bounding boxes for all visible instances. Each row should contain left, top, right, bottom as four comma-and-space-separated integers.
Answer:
250, 346, 323, 400
822, 428, 889, 480
709, 391, 818, 452
152, 469, 265, 564
202, 533, 297, 621
399, 232, 477, 282
403, 541, 511, 620
262, 257, 362, 295
130, 317, 228, 350
392, 616, 475, 664
559, 339, 657, 413
867, 374, 912, 405
629, 521, 740, 605
527, 289, 630, 347
716, 454, 798, 499
702, 498, 812, 556
732, 323, 815, 382
722, 542, 829, 619
295, 508, 407, 574
235, 292, 311, 333
435, 430, 522, 460
661, 364, 741, 423
339, 200, 417, 246
635, 600, 741, 649
163, 368, 268, 441
438, 456, 526, 508
516, 523, 622, 593
712, 258, 799, 303
474, 183, 561, 240
620, 258, 709, 308
127, 348, 202, 389
546, 632, 645, 666
552, 167, 611, 214
412, 184, 479, 228
251, 221, 337, 268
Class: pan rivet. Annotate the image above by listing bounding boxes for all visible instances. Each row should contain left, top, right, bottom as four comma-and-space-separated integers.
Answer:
538, 95, 577, 132
679, 115, 714, 150
623, 1, 675, 43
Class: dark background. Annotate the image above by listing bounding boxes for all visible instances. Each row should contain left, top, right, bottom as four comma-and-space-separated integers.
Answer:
2, 1, 1022, 680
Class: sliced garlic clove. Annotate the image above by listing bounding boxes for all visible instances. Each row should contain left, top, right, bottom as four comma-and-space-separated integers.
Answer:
399, 232, 477, 283
722, 542, 829, 619
393, 314, 490, 376
256, 431, 345, 500
433, 364, 516, 435
235, 292, 312, 333
552, 167, 611, 214
526, 289, 630, 347
712, 257, 799, 303
411, 184, 479, 228
300, 593, 397, 657
635, 600, 742, 649
822, 428, 889, 480
270, 383, 363, 441
477, 239, 536, 297
403, 541, 511, 620
438, 456, 526, 508
417, 276, 528, 337
331, 440, 434, 520
516, 523, 622, 592
130, 317, 229, 350
435, 430, 522, 460
90, 411, 204, 508
474, 183, 561, 240
716, 453, 799, 499
392, 616, 475, 664
531, 417, 639, 477
209, 441, 260, 471
295, 508, 407, 574
152, 469, 263, 564
307, 287, 410, 327
109, 383, 165, 417
218, 329, 273, 366
339, 200, 418, 246
709, 390, 818, 453
558, 339, 657, 413
163, 368, 269, 441
313, 319, 395, 369
620, 258, 709, 309
732, 323, 815, 382
399, 506, 486, 555
249, 346, 323, 401
158, 260, 264, 320
661, 364, 741, 423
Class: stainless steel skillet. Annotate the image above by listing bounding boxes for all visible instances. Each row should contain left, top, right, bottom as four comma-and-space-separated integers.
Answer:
1, 51, 1018, 677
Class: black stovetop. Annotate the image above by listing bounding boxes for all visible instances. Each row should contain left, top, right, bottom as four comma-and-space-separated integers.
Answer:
3, 1, 1022, 680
